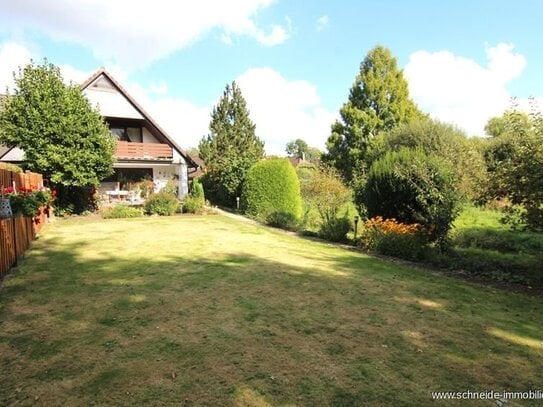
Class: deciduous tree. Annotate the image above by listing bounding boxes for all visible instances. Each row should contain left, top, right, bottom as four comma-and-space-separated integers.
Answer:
0, 60, 115, 187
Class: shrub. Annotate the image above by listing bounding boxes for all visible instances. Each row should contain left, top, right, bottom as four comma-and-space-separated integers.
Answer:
0, 162, 22, 172
265, 211, 299, 230
144, 192, 179, 216
190, 179, 205, 200
102, 205, 143, 219
182, 196, 204, 214
359, 217, 426, 260
53, 185, 97, 215
368, 119, 488, 202
360, 148, 460, 247
241, 158, 302, 222
7, 189, 53, 217
161, 179, 178, 196
299, 166, 352, 229
319, 216, 352, 242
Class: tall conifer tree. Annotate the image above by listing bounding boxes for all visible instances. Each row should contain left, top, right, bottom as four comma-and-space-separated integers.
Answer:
199, 81, 264, 205
323, 46, 423, 182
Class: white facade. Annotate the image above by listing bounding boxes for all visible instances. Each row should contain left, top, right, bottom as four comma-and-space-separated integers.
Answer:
82, 70, 193, 199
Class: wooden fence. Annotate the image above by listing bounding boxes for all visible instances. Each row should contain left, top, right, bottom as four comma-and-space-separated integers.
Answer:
0, 169, 46, 278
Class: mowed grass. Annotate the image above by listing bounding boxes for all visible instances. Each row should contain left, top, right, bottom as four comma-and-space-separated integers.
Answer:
1, 215, 542, 406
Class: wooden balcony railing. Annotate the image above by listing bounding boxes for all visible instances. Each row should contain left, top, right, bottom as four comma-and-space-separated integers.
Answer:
116, 141, 173, 160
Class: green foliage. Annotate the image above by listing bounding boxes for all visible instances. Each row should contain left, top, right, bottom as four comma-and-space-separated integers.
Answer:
483, 103, 543, 230
8, 194, 37, 217
241, 158, 302, 222
53, 185, 97, 215
7, 189, 52, 218
368, 119, 488, 202
362, 148, 460, 246
0, 162, 22, 173
300, 166, 352, 224
0, 60, 115, 187
319, 216, 352, 242
182, 196, 204, 214
323, 45, 424, 182
360, 226, 425, 261
265, 211, 299, 231
190, 179, 205, 200
199, 81, 264, 206
161, 179, 178, 196
144, 192, 179, 216
285, 139, 322, 162
102, 205, 143, 219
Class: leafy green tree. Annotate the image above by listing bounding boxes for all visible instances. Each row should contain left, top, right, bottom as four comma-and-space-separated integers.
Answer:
199, 81, 264, 206
368, 119, 488, 201
323, 45, 423, 182
0, 60, 115, 187
285, 138, 322, 162
484, 104, 543, 230
286, 138, 309, 157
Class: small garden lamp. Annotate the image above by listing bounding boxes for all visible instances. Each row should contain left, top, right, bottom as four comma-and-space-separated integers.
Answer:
236, 196, 240, 211
354, 215, 360, 239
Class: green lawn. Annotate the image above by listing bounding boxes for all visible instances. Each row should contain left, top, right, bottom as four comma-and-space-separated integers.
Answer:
449, 206, 543, 284
1, 215, 542, 406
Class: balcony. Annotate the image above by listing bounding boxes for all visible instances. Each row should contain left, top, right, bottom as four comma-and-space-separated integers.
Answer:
115, 141, 173, 160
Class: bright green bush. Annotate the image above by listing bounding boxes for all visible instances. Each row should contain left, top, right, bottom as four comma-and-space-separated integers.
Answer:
102, 205, 143, 219
241, 158, 302, 222
360, 148, 460, 247
144, 192, 179, 216
190, 179, 205, 200
182, 196, 204, 214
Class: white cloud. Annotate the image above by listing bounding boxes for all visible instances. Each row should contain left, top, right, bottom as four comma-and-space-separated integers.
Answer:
0, 40, 334, 154
0, 0, 290, 68
404, 43, 529, 136
236, 67, 336, 154
316, 15, 329, 31
147, 97, 210, 148
0, 41, 33, 91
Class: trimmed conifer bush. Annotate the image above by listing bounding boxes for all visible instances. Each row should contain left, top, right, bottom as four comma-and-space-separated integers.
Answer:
360, 148, 459, 246
241, 158, 302, 225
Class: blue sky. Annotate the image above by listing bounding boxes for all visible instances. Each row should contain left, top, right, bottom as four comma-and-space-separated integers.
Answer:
0, 0, 541, 153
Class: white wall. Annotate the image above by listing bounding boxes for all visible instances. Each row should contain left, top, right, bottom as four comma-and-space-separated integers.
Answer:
152, 164, 188, 198
142, 128, 159, 143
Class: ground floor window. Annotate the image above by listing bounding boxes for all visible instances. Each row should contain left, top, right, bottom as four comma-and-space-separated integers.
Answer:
103, 168, 153, 189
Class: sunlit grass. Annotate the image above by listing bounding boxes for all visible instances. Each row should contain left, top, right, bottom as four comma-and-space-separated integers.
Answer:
1, 215, 542, 406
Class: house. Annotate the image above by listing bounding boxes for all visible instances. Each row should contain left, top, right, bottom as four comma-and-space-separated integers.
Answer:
0, 69, 198, 198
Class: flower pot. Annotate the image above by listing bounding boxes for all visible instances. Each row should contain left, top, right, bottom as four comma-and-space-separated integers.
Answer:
0, 197, 13, 219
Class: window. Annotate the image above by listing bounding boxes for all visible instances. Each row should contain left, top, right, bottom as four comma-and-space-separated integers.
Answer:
127, 127, 143, 143
111, 127, 129, 141
110, 126, 142, 142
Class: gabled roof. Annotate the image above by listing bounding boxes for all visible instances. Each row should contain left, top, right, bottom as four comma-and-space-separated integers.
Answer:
81, 68, 197, 169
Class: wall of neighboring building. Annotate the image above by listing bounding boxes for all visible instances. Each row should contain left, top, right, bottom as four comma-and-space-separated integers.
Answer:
0, 147, 24, 162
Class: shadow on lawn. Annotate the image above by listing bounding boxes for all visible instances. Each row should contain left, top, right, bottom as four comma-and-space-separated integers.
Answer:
1, 236, 543, 406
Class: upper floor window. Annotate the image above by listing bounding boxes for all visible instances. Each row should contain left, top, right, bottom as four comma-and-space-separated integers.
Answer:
111, 126, 143, 143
